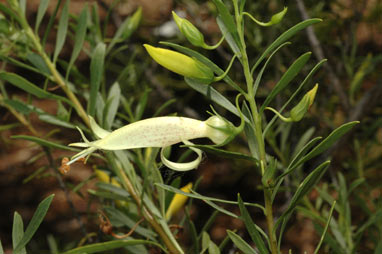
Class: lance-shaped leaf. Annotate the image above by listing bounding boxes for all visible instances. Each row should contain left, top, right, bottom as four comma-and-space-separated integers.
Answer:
260, 52, 312, 112
275, 161, 330, 233
14, 195, 54, 253
212, 0, 241, 52
65, 5, 88, 79
88, 42, 106, 117
227, 230, 257, 254
60, 239, 165, 254
12, 212, 26, 254
35, 0, 50, 32
238, 194, 269, 254
53, 0, 69, 62
0, 72, 72, 106
252, 18, 321, 72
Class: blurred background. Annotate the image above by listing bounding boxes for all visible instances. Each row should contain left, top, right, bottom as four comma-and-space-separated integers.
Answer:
0, 0, 381, 253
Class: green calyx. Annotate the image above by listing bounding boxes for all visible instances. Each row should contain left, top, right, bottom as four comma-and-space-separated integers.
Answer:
205, 95, 245, 146
172, 11, 225, 50
172, 11, 205, 48
266, 84, 319, 122
290, 84, 318, 121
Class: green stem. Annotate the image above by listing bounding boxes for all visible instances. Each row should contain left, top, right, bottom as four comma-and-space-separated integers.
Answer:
233, 1, 278, 253
108, 154, 183, 254
18, 11, 90, 128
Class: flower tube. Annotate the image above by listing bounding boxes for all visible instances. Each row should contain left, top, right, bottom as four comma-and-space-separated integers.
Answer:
61, 115, 240, 172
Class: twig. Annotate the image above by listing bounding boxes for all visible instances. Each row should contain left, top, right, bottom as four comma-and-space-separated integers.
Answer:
43, 147, 88, 239
295, 0, 350, 112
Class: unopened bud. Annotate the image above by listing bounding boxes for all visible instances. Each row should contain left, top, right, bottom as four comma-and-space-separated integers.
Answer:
172, 11, 205, 47
290, 84, 318, 121
144, 44, 214, 83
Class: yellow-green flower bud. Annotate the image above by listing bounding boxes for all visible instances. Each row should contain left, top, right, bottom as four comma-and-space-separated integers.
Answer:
144, 44, 214, 84
290, 84, 318, 121
165, 183, 192, 220
172, 11, 205, 47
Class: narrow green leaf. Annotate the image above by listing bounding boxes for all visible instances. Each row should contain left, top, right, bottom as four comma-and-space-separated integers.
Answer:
47, 235, 59, 254
134, 88, 149, 121
314, 201, 336, 254
292, 127, 316, 159
0, 72, 72, 105
161, 42, 245, 93
11, 135, 78, 151
88, 189, 130, 202
42, 0, 62, 46
53, 0, 69, 62
252, 19, 322, 72
39, 114, 76, 129
300, 121, 359, 163
275, 161, 330, 232
14, 194, 55, 253
96, 182, 131, 198
239, 0, 246, 13
66, 5, 88, 79
12, 212, 26, 254
156, 183, 265, 212
263, 59, 327, 137
227, 230, 257, 254
0, 55, 50, 78
238, 194, 269, 254
260, 52, 312, 112
103, 82, 121, 129
186, 144, 258, 162
88, 42, 106, 117
216, 17, 241, 56
202, 232, 211, 254
60, 239, 165, 254
95, 92, 105, 125
211, 0, 241, 50
4, 99, 33, 114
312, 222, 342, 253
253, 42, 291, 94
27, 53, 51, 75
35, 0, 50, 32
0, 123, 20, 132
208, 239, 221, 254
275, 136, 322, 184
185, 77, 248, 122
204, 199, 238, 218
153, 98, 176, 117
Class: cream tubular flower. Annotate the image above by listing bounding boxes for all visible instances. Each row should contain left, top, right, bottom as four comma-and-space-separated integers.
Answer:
63, 115, 240, 172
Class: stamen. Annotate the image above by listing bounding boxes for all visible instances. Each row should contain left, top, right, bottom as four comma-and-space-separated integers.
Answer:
59, 157, 70, 174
